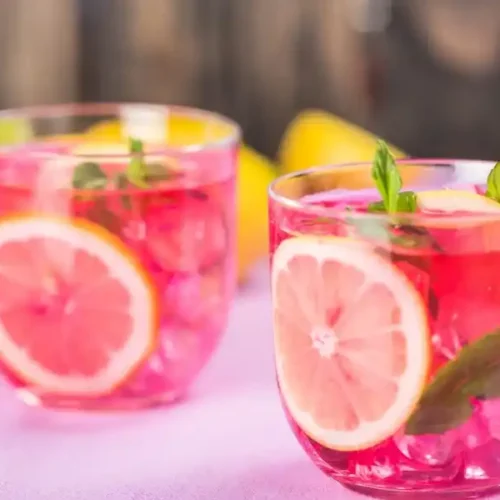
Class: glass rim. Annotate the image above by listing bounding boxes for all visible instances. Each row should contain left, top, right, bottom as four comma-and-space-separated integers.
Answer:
268, 158, 500, 226
0, 102, 242, 155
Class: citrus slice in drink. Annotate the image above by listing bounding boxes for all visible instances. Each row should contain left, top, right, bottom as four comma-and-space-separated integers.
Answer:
0, 214, 158, 396
272, 236, 429, 451
417, 190, 500, 252
417, 190, 500, 222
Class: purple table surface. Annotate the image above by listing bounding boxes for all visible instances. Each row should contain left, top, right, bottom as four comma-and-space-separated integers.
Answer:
1, 263, 496, 500
0, 263, 359, 500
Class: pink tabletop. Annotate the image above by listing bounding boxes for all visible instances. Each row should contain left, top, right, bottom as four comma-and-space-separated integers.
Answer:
0, 264, 362, 500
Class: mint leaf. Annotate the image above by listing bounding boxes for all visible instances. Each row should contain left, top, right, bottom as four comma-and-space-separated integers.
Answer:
346, 215, 391, 243
126, 138, 149, 188
406, 329, 500, 435
367, 201, 385, 213
397, 192, 417, 213
72, 162, 108, 190
129, 137, 143, 154
346, 216, 440, 252
405, 397, 473, 436
372, 141, 402, 213
368, 192, 417, 214
370, 141, 418, 214
114, 173, 132, 210
143, 162, 176, 183
486, 162, 500, 201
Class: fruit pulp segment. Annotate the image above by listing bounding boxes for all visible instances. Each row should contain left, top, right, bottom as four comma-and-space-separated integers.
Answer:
269, 187, 500, 495
0, 142, 236, 409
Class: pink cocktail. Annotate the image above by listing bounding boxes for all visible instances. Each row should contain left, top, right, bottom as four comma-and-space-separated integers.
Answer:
0, 104, 239, 410
269, 149, 500, 497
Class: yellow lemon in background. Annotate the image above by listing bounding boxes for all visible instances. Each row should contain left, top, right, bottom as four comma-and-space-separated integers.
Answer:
236, 145, 276, 283
85, 115, 233, 147
278, 110, 414, 189
0, 116, 33, 145
84, 120, 122, 142
43, 134, 85, 144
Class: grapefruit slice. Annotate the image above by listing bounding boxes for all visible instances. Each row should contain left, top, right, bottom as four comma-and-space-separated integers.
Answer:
272, 236, 429, 451
416, 190, 500, 252
0, 214, 158, 396
417, 190, 500, 222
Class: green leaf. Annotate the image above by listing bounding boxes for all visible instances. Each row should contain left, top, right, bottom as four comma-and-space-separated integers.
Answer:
372, 141, 402, 213
346, 216, 440, 252
72, 162, 108, 190
486, 162, 500, 201
368, 192, 417, 214
126, 138, 148, 188
129, 137, 143, 154
397, 191, 417, 213
143, 162, 176, 183
114, 173, 132, 210
346, 215, 392, 243
405, 397, 473, 436
367, 200, 385, 213
406, 329, 500, 435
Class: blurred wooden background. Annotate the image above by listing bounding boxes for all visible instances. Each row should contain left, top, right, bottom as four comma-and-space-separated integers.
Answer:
1, 0, 500, 160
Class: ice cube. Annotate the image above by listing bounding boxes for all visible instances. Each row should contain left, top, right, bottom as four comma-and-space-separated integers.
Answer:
460, 406, 492, 450
349, 439, 399, 482
396, 430, 462, 467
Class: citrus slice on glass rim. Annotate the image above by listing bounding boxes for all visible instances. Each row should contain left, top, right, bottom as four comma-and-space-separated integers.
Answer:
417, 190, 500, 223
272, 236, 430, 451
416, 190, 500, 252
0, 214, 158, 396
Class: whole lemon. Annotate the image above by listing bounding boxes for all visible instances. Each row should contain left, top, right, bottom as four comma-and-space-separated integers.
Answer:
278, 110, 416, 188
236, 145, 276, 282
85, 119, 276, 283
84, 115, 232, 147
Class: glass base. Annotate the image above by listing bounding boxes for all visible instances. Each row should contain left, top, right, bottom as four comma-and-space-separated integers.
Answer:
342, 481, 500, 499
17, 387, 186, 411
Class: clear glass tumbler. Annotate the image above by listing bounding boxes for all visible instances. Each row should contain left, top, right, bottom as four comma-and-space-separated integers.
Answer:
269, 159, 500, 498
0, 103, 240, 410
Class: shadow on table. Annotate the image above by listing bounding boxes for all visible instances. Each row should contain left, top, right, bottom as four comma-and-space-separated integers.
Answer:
0, 383, 174, 435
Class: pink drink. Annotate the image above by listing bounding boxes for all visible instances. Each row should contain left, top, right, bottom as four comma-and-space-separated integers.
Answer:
0, 104, 239, 410
269, 160, 500, 497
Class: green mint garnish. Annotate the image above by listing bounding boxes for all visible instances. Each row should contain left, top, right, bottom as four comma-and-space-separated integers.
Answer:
486, 162, 500, 201
406, 329, 500, 435
71, 138, 175, 232
371, 141, 404, 213
72, 162, 108, 190
126, 139, 175, 187
346, 141, 439, 251
368, 192, 417, 214
143, 163, 176, 183
395, 191, 418, 213
127, 138, 149, 188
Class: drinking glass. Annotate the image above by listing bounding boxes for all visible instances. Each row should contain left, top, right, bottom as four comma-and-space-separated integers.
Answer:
0, 103, 239, 410
268, 159, 500, 498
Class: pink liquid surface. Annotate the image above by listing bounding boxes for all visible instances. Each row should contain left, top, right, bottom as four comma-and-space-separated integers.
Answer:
269, 186, 500, 498
0, 142, 237, 409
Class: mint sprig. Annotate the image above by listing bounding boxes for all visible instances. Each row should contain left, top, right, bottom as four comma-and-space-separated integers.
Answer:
406, 329, 500, 435
71, 138, 175, 232
346, 141, 439, 251
486, 162, 500, 201
369, 141, 416, 214
371, 141, 405, 213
